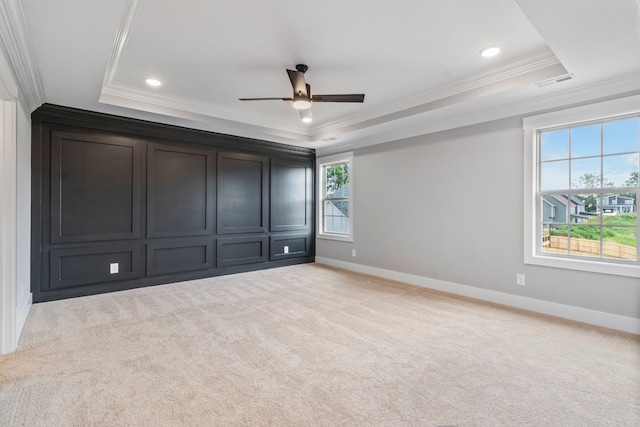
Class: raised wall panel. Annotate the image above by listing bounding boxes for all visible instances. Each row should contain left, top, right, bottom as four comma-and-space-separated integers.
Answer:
270, 233, 312, 261
270, 159, 313, 232
217, 236, 268, 267
217, 152, 268, 234
147, 143, 215, 238
146, 237, 214, 276
49, 243, 140, 290
32, 104, 315, 302
50, 131, 141, 243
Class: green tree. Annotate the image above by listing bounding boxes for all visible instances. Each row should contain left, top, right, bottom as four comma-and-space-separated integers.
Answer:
621, 171, 638, 203
326, 164, 349, 194
573, 171, 613, 213
325, 163, 350, 217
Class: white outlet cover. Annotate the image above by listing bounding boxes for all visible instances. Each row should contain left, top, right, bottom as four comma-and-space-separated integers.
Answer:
284, 246, 289, 254
110, 263, 119, 274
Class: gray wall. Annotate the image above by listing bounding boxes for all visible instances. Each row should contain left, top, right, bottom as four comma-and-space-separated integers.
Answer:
317, 117, 640, 320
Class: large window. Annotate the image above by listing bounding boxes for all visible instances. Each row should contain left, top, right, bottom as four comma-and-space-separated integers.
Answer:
318, 152, 353, 242
524, 95, 640, 277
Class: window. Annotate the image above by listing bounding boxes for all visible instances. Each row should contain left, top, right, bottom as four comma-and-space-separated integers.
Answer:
318, 152, 353, 242
524, 95, 639, 277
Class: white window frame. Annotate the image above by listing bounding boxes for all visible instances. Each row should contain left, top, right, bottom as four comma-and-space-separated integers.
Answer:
523, 95, 640, 278
317, 152, 353, 242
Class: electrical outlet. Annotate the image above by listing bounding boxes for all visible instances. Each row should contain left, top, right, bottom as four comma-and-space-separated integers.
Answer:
516, 273, 526, 286
352, 249, 356, 257
110, 263, 119, 274
283, 245, 289, 254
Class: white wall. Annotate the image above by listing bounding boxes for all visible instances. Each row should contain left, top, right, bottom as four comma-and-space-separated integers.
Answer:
0, 43, 31, 354
15, 99, 30, 333
317, 116, 640, 331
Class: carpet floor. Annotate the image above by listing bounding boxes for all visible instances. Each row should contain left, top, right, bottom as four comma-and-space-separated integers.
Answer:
1, 263, 639, 426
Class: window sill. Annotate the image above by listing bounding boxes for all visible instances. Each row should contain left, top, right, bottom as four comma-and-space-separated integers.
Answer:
317, 233, 353, 243
525, 253, 640, 278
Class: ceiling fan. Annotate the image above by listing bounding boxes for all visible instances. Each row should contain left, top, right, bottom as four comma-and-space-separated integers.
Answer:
239, 64, 365, 117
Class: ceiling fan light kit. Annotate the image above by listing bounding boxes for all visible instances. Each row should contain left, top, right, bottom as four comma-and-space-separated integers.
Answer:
239, 64, 365, 119
299, 109, 313, 123
292, 96, 311, 109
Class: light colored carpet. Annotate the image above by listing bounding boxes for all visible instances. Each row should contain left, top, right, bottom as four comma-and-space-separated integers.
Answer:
1, 264, 639, 426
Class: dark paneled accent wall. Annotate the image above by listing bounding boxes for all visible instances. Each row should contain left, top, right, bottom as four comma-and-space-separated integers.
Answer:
147, 143, 215, 238
31, 104, 315, 302
50, 131, 142, 243
217, 152, 268, 235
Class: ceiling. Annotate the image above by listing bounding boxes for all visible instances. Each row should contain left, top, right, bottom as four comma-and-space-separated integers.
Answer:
7, 0, 640, 153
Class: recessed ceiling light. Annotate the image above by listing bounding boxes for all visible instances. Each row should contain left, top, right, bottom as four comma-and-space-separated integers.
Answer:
480, 46, 501, 58
145, 78, 162, 87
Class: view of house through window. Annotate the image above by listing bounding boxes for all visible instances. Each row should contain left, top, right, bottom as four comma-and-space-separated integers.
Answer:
538, 116, 639, 261
318, 153, 352, 240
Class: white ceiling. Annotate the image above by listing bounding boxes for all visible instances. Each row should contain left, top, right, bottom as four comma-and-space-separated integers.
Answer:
11, 0, 640, 153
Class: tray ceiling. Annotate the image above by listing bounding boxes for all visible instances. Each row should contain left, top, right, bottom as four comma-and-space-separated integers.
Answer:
11, 0, 640, 152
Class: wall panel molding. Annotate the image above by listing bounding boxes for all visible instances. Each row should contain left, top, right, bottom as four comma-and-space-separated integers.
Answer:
217, 152, 269, 235
270, 159, 313, 232
147, 142, 214, 238
217, 236, 268, 268
49, 243, 141, 290
31, 104, 315, 302
50, 130, 142, 243
146, 237, 214, 276
270, 233, 312, 261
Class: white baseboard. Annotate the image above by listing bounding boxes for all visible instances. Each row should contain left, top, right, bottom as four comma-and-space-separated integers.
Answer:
315, 257, 640, 335
16, 293, 31, 342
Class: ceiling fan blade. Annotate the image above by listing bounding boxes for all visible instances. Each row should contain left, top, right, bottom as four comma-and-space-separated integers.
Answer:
238, 97, 293, 101
311, 94, 365, 103
287, 69, 308, 97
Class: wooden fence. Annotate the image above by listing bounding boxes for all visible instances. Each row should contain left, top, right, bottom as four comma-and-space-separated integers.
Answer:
542, 235, 637, 260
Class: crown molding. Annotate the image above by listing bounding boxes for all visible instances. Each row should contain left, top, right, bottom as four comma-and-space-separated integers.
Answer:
310, 50, 564, 137
0, 0, 44, 111
100, 0, 311, 142
311, 58, 567, 144
102, 30, 564, 147
100, 85, 310, 144
100, 4, 572, 150
315, 72, 640, 157
101, 0, 141, 89
100, 84, 310, 135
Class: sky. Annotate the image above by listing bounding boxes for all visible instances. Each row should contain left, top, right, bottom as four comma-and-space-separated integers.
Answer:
540, 117, 639, 190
